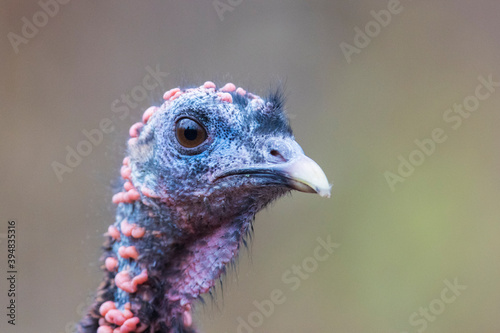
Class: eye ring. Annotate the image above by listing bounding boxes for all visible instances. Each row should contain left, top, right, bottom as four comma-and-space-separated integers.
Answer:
175, 117, 208, 150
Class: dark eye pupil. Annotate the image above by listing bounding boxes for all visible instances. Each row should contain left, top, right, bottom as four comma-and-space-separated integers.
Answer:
184, 127, 198, 141
175, 118, 208, 151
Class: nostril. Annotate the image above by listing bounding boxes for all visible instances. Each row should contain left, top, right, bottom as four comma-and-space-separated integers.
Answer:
269, 149, 287, 163
264, 138, 297, 163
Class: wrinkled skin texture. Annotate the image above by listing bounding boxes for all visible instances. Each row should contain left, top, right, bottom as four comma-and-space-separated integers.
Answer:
79, 82, 329, 333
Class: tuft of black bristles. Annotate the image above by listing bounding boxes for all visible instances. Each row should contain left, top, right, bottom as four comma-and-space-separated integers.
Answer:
265, 83, 287, 113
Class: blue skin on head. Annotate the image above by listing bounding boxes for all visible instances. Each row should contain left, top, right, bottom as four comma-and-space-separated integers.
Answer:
79, 83, 330, 333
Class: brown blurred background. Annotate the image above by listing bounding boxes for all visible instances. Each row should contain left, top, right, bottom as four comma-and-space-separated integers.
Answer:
1, 1, 500, 332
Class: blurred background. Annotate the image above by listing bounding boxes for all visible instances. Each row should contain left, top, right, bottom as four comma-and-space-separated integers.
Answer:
1, 0, 499, 332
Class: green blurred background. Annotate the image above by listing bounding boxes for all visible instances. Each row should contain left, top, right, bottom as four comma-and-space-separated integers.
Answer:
1, 1, 499, 332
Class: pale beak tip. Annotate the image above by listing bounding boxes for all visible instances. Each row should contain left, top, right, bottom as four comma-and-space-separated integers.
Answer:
284, 155, 332, 198
317, 184, 332, 198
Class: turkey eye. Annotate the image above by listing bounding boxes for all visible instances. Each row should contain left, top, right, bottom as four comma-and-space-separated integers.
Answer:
175, 118, 207, 148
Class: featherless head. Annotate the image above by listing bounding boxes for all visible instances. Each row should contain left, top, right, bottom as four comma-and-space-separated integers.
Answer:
80, 81, 331, 333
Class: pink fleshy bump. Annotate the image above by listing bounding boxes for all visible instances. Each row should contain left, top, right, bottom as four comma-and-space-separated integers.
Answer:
131, 226, 146, 239
127, 188, 141, 201
123, 181, 133, 191
250, 98, 265, 111
115, 269, 148, 293
247, 92, 258, 100
112, 192, 126, 204
163, 88, 181, 100
170, 91, 183, 101
141, 187, 160, 198
127, 138, 138, 146
120, 317, 140, 333
132, 269, 149, 286
220, 83, 236, 92
123, 193, 131, 203
167, 291, 181, 301
118, 246, 139, 260
112, 190, 139, 204
105, 309, 126, 326
118, 246, 126, 258
142, 106, 158, 123
129, 122, 143, 138
121, 220, 134, 237
183, 304, 192, 327
123, 157, 130, 166
105, 257, 119, 272
203, 81, 216, 89
121, 166, 132, 180
122, 309, 134, 319
217, 92, 233, 103
97, 326, 113, 333
183, 310, 192, 327
236, 87, 246, 96
99, 301, 116, 317
108, 225, 121, 240
115, 271, 136, 293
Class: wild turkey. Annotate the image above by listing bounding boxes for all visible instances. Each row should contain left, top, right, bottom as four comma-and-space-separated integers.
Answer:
78, 81, 331, 333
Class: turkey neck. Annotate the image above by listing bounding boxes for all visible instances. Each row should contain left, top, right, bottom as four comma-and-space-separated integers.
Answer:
81, 198, 249, 333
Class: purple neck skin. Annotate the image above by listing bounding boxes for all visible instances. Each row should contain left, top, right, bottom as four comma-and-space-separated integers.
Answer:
79, 188, 255, 333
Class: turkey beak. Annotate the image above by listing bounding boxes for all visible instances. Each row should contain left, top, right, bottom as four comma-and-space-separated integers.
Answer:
213, 145, 331, 197
275, 154, 331, 198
